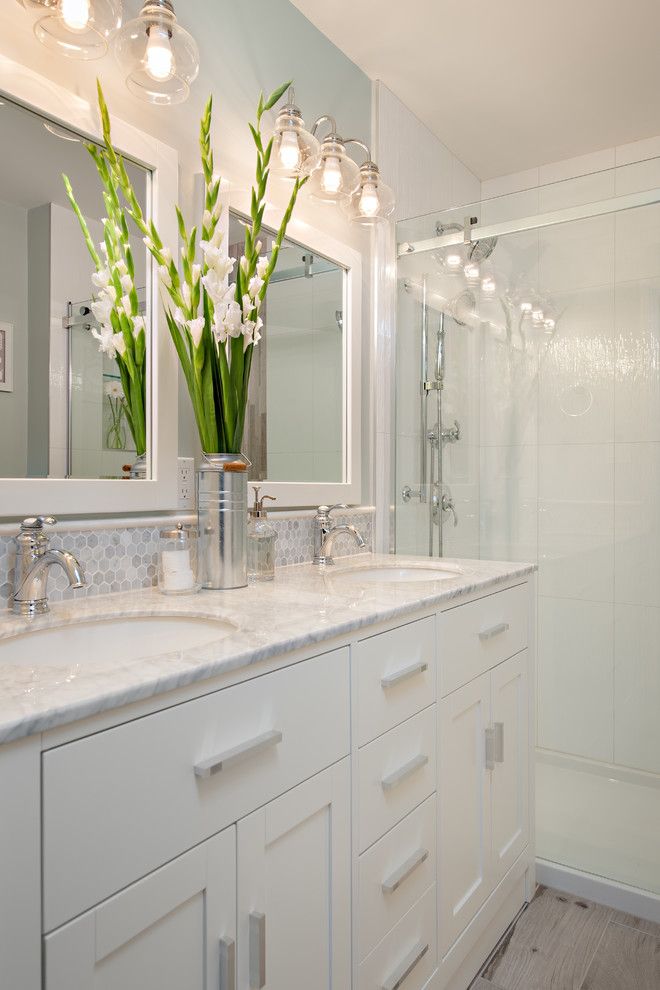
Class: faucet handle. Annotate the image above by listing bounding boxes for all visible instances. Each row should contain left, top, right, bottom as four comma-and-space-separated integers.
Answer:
20, 516, 57, 530
318, 503, 348, 517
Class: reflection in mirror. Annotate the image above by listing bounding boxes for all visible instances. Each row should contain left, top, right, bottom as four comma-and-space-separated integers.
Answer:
228, 212, 345, 483
0, 96, 150, 480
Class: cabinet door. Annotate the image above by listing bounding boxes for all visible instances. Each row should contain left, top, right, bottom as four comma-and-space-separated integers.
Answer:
438, 671, 492, 956
491, 651, 529, 884
44, 827, 236, 990
237, 760, 350, 990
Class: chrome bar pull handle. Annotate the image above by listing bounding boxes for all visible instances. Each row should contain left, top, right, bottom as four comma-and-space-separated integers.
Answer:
493, 722, 504, 764
479, 622, 509, 641
382, 848, 429, 894
381, 660, 428, 689
382, 940, 429, 990
219, 936, 235, 990
249, 912, 266, 989
485, 726, 495, 771
381, 753, 428, 791
194, 729, 283, 778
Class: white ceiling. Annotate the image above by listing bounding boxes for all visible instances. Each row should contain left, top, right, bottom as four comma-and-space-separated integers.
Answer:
290, 0, 660, 180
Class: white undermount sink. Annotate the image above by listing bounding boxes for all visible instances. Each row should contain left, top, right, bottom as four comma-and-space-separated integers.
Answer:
334, 564, 462, 584
0, 615, 236, 667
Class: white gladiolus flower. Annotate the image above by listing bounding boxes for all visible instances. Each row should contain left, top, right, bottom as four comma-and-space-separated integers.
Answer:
192, 264, 201, 285
92, 268, 110, 289
182, 282, 192, 308
212, 196, 223, 220
132, 315, 146, 337
242, 293, 254, 319
104, 380, 124, 399
173, 307, 186, 326
248, 275, 264, 299
92, 298, 113, 325
120, 294, 132, 315
100, 284, 117, 303
255, 240, 262, 256
201, 268, 225, 304
100, 242, 109, 255
213, 312, 228, 344
161, 246, 172, 265
223, 300, 243, 338
120, 274, 133, 293
115, 259, 128, 276
203, 209, 212, 228
113, 333, 127, 357
92, 325, 116, 357
242, 316, 263, 352
188, 317, 205, 347
143, 236, 154, 251
256, 255, 269, 279
240, 255, 249, 275
158, 265, 171, 287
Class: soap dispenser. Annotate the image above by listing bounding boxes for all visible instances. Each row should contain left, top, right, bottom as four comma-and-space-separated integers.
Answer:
247, 486, 277, 582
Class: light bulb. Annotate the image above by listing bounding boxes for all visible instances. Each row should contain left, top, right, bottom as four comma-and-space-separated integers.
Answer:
358, 181, 380, 217
544, 318, 556, 331
61, 0, 91, 30
481, 276, 496, 295
532, 308, 544, 324
279, 129, 301, 171
520, 301, 532, 313
464, 262, 480, 283
320, 156, 342, 195
145, 23, 175, 82
446, 253, 462, 271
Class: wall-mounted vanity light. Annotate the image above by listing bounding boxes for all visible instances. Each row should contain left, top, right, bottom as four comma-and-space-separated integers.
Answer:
272, 95, 396, 224
113, 0, 198, 104
18, 0, 122, 59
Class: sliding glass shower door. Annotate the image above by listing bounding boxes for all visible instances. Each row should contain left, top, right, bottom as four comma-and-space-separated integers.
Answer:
396, 166, 660, 897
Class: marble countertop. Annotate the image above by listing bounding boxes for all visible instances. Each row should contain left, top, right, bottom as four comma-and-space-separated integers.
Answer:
0, 554, 535, 744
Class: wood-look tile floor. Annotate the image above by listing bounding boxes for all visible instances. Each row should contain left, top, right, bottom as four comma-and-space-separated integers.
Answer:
470, 885, 660, 990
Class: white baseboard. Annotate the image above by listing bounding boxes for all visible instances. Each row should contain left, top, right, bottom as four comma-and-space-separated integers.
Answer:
536, 858, 660, 925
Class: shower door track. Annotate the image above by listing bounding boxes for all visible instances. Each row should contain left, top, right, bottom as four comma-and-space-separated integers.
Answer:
397, 186, 660, 257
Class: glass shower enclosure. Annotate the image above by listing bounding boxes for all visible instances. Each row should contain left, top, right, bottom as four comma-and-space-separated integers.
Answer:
395, 163, 660, 902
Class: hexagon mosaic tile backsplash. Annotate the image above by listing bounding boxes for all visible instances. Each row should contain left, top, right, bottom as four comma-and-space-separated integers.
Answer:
0, 509, 374, 606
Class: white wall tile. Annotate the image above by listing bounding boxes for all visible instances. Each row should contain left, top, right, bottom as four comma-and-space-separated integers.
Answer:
480, 330, 539, 447
538, 169, 615, 212
615, 157, 660, 196
614, 442, 660, 607
539, 148, 616, 186
615, 277, 660, 442
614, 603, 660, 775
538, 285, 615, 445
616, 135, 660, 167
538, 596, 614, 762
538, 443, 614, 603
481, 168, 540, 200
451, 157, 480, 209
479, 444, 537, 563
615, 202, 660, 283
539, 215, 615, 292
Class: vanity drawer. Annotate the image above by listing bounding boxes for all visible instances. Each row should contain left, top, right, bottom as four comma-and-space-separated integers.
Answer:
358, 883, 437, 990
355, 616, 436, 746
357, 705, 436, 854
358, 795, 436, 962
438, 583, 528, 697
42, 647, 350, 933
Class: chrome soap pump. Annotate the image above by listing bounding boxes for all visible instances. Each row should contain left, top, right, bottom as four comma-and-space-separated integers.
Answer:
247, 486, 277, 582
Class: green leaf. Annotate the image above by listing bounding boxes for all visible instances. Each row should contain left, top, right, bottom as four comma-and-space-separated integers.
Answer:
264, 80, 292, 113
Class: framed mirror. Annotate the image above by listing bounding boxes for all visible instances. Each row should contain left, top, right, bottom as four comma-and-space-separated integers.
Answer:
0, 58, 178, 517
214, 206, 362, 506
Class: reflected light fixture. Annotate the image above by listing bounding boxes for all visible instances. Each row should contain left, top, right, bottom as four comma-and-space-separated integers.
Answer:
114, 0, 199, 104
18, 0, 122, 59
272, 88, 319, 179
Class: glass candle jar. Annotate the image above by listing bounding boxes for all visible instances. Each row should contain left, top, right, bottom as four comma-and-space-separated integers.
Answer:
158, 523, 200, 595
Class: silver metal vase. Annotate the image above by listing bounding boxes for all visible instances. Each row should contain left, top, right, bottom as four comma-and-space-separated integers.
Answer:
197, 453, 249, 589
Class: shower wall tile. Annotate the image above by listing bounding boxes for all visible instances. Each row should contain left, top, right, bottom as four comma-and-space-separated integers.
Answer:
538, 443, 614, 603
614, 277, 660, 442
538, 148, 616, 187
480, 329, 539, 447
614, 156, 660, 196
538, 214, 615, 292
451, 157, 480, 209
538, 285, 615, 445
614, 441, 660, 608
479, 445, 538, 564
481, 168, 540, 199
538, 596, 614, 762
615, 134, 660, 167
480, 188, 540, 225
615, 202, 660, 283
614, 603, 660, 775
537, 168, 615, 213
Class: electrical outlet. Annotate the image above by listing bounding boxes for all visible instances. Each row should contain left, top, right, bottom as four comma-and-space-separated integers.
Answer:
177, 457, 195, 509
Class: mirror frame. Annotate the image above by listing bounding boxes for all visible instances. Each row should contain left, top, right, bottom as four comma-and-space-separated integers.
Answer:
0, 56, 178, 517
223, 183, 362, 507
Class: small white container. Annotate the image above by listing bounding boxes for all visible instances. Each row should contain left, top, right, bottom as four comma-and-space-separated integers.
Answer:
158, 523, 201, 595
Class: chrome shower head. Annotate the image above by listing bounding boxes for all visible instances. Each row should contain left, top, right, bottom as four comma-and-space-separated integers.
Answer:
468, 236, 498, 262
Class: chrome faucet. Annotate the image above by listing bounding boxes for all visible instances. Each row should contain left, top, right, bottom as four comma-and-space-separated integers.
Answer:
11, 516, 86, 616
313, 504, 366, 566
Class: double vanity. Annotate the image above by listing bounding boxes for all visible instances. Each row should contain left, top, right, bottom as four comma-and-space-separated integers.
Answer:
0, 554, 535, 990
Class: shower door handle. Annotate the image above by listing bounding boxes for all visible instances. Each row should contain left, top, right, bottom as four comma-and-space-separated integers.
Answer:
401, 485, 423, 503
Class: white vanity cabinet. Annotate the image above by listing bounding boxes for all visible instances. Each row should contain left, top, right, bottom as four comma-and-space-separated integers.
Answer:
4, 572, 534, 990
